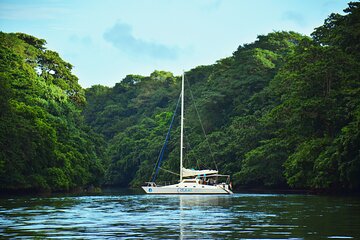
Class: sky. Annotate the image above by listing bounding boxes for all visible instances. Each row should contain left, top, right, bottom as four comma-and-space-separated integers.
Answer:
0, 0, 349, 88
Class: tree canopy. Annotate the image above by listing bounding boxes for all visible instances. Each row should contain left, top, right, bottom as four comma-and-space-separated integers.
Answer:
0, 32, 105, 192
84, 3, 360, 192
1, 2, 359, 193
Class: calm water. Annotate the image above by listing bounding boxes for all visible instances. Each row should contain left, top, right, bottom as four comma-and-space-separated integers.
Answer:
0, 190, 359, 239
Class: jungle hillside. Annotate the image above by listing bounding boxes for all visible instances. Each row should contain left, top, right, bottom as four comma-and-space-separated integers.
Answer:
1, 2, 359, 193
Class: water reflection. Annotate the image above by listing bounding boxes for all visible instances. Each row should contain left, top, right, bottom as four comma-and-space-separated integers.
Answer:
179, 195, 233, 239
0, 193, 359, 239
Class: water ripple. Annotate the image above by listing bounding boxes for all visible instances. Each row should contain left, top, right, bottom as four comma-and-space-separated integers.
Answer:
0, 192, 359, 239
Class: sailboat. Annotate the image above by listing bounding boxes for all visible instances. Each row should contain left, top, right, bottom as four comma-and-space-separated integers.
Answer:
142, 72, 233, 194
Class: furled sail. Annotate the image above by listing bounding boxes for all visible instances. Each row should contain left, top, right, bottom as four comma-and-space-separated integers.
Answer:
182, 168, 218, 177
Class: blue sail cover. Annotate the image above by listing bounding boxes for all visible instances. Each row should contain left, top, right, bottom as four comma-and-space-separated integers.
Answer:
151, 94, 181, 182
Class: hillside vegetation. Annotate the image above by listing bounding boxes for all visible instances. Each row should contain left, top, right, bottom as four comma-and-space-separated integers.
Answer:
1, 2, 359, 193
84, 2, 360, 191
0, 33, 105, 192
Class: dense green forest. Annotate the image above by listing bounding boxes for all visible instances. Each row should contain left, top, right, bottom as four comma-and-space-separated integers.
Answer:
0, 32, 105, 192
1, 2, 359, 193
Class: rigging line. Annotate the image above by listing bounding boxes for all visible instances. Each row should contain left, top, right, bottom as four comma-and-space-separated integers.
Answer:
184, 127, 202, 170
159, 167, 180, 176
150, 93, 181, 182
183, 126, 195, 168
185, 76, 218, 171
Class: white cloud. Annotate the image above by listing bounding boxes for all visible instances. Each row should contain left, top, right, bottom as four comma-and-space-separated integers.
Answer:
103, 21, 179, 60
282, 11, 307, 26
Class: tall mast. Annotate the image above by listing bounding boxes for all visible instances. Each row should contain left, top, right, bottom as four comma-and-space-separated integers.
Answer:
180, 71, 184, 181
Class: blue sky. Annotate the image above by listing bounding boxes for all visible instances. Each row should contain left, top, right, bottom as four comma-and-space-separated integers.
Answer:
0, 0, 349, 87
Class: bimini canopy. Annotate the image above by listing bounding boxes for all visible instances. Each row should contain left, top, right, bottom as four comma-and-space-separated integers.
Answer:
182, 168, 218, 178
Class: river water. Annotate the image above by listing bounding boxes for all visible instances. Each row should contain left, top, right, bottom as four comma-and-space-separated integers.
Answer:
0, 189, 359, 239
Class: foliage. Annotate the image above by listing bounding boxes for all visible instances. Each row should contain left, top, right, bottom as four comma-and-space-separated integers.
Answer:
2, 2, 359, 193
0, 32, 105, 192
84, 3, 359, 192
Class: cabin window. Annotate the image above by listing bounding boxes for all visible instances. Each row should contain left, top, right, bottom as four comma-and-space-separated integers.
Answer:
183, 180, 196, 183
202, 186, 204, 188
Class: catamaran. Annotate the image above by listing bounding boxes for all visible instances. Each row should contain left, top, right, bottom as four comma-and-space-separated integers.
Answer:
142, 72, 233, 194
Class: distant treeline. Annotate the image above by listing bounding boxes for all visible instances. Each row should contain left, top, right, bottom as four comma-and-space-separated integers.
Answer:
1, 2, 359, 193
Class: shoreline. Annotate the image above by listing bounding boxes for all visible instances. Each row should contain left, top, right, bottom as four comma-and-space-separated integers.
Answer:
1, 186, 359, 198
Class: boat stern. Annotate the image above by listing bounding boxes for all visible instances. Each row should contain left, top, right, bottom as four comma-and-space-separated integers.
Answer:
142, 182, 157, 194
142, 186, 154, 194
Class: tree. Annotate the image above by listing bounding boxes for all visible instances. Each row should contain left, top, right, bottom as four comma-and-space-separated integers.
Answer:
0, 32, 105, 192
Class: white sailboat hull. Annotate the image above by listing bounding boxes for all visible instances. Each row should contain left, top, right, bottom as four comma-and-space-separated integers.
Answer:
142, 182, 233, 195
